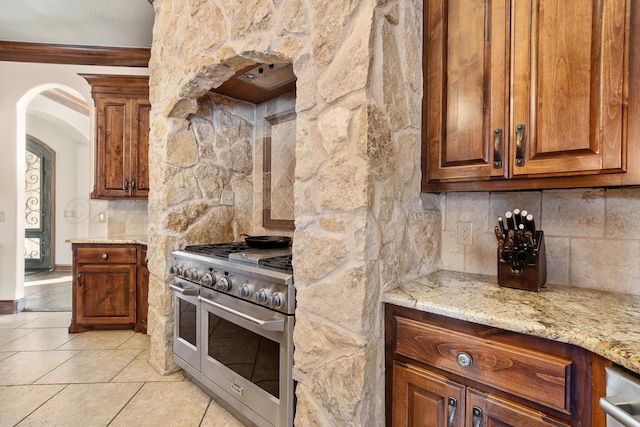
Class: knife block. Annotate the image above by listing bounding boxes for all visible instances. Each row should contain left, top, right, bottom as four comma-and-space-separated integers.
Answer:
497, 231, 547, 291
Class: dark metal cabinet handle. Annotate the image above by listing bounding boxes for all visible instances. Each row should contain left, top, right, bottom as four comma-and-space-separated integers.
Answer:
76, 272, 82, 287
472, 406, 483, 427
515, 124, 525, 166
131, 178, 136, 192
447, 397, 457, 427
124, 178, 129, 191
493, 128, 503, 168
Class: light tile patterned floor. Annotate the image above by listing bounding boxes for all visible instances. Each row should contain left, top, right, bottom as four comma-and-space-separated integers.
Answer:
0, 311, 244, 427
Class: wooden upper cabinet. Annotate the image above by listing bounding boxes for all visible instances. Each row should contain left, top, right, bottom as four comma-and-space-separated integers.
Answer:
423, 0, 634, 192
81, 74, 150, 199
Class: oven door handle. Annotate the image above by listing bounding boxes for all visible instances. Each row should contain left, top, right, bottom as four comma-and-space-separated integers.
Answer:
199, 295, 285, 332
600, 396, 640, 427
169, 282, 200, 296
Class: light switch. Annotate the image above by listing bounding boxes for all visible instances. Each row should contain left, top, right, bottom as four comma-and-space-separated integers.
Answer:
98, 212, 107, 223
0, 211, 4, 222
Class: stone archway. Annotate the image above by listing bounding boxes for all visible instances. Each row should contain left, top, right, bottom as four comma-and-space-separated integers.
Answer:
145, 1, 433, 424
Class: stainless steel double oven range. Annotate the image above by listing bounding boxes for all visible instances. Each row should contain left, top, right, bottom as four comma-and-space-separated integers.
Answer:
170, 242, 294, 427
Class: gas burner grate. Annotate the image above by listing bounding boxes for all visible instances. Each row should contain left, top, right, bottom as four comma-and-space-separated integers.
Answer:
184, 242, 250, 258
259, 255, 293, 273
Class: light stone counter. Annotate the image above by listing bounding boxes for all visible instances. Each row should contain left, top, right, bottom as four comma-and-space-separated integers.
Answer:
384, 270, 640, 375
66, 236, 148, 245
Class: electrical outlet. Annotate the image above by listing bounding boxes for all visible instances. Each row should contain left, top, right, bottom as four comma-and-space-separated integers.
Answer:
0, 211, 4, 222
457, 221, 473, 245
221, 190, 234, 206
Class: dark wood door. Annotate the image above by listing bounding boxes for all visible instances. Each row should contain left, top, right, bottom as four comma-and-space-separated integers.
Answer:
466, 388, 569, 427
132, 98, 150, 197
75, 263, 137, 325
510, 0, 627, 178
423, 0, 509, 183
392, 361, 465, 427
423, 0, 630, 190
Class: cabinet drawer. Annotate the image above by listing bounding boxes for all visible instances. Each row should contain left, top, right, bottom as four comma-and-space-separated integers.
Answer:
76, 246, 137, 264
394, 316, 572, 414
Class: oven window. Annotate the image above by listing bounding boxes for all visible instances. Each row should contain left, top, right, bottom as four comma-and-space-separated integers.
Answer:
178, 298, 197, 346
207, 312, 280, 398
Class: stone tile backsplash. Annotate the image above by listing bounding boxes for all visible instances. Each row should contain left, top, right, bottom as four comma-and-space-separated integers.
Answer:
441, 188, 640, 295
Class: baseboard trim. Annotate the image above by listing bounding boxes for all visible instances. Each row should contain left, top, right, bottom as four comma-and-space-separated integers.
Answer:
0, 298, 26, 315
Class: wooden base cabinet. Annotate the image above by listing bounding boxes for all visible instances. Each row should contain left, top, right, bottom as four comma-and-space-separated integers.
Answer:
70, 243, 148, 333
386, 305, 608, 426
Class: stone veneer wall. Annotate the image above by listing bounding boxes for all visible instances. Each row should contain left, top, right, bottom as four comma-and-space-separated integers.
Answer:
146, 0, 440, 425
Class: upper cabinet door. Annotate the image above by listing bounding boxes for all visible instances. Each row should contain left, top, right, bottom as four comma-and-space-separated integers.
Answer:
422, 0, 633, 192
424, 0, 509, 183
82, 74, 150, 200
510, 0, 628, 178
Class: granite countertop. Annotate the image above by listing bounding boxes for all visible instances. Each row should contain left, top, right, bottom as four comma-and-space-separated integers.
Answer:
384, 270, 640, 375
66, 236, 148, 245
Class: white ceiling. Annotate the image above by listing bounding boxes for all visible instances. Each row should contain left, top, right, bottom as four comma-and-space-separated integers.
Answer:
0, 0, 155, 48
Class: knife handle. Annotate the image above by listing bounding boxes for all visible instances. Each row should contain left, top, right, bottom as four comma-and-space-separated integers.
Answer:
505, 211, 515, 230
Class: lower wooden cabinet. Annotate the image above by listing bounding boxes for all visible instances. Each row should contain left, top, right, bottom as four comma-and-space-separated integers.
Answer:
385, 304, 608, 426
69, 243, 148, 333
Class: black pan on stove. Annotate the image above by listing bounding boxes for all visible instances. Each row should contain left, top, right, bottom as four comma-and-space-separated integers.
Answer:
241, 235, 291, 249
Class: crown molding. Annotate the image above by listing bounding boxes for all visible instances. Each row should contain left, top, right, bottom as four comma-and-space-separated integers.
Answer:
0, 41, 150, 67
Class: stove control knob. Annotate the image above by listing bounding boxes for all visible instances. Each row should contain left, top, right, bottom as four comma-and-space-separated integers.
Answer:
176, 265, 184, 277
216, 277, 231, 291
190, 270, 203, 281
257, 288, 270, 305
201, 273, 214, 287
240, 284, 254, 298
271, 292, 285, 308
185, 268, 194, 280
169, 264, 177, 275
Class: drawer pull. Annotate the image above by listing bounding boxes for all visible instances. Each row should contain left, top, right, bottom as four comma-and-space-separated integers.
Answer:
455, 351, 473, 369
472, 406, 483, 427
102, 253, 108, 260
515, 124, 525, 166
76, 272, 82, 287
493, 128, 503, 168
447, 397, 457, 427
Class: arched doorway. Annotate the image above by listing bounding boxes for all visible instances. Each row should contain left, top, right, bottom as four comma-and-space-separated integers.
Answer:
19, 84, 90, 311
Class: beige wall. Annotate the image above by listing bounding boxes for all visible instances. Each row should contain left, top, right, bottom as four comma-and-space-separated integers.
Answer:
440, 188, 640, 295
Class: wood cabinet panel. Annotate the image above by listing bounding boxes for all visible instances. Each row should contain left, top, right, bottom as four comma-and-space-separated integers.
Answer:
395, 317, 571, 414
466, 388, 569, 427
393, 361, 465, 427
70, 243, 148, 333
385, 305, 603, 426
422, 0, 634, 191
81, 74, 149, 199
75, 263, 136, 325
75, 246, 137, 264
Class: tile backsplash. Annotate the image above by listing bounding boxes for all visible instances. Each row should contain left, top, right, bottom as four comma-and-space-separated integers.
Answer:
441, 188, 640, 295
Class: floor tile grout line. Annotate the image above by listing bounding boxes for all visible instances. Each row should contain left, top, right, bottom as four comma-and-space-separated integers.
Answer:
106, 382, 146, 426
106, 347, 146, 383
13, 383, 70, 426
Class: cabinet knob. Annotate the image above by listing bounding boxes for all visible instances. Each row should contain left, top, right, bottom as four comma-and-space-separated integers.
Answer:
102, 253, 108, 260
455, 351, 473, 369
